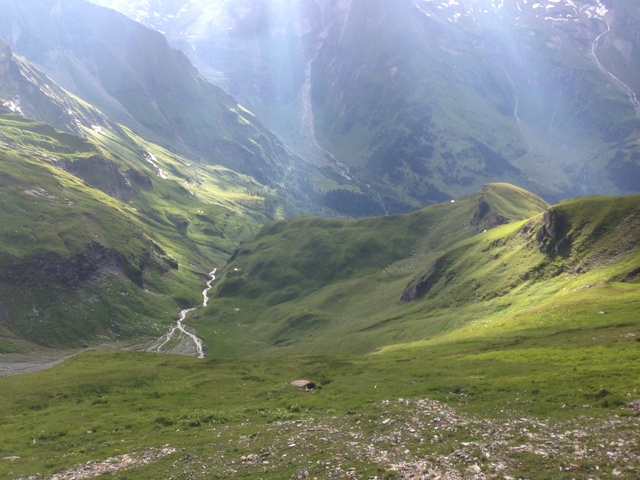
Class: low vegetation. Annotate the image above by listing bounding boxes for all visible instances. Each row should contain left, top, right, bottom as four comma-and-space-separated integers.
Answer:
1, 163, 638, 478
1, 5, 639, 477
1, 315, 638, 479
0, 111, 271, 352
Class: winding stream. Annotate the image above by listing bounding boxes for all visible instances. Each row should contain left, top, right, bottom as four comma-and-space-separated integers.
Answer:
146, 268, 217, 359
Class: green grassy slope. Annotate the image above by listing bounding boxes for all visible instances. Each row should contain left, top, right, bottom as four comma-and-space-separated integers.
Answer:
197, 183, 549, 356
0, 325, 638, 478
0, 0, 319, 199
1, 186, 639, 479
390, 193, 640, 351
198, 186, 639, 360
0, 18, 359, 353
0, 111, 267, 352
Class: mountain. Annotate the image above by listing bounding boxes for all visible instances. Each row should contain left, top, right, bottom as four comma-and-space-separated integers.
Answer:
0, 0, 331, 205
0, 107, 280, 352
1, 184, 639, 479
0, 38, 118, 137
0, 0, 370, 353
1, 0, 638, 355
199, 184, 640, 357
1, 2, 640, 476
88, 0, 640, 214
0, 41, 297, 352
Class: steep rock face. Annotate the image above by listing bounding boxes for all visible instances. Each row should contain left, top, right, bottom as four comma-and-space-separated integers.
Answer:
0, 37, 113, 136
534, 210, 572, 256
470, 199, 508, 233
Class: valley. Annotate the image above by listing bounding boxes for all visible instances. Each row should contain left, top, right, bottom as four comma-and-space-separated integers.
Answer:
1, 181, 638, 478
0, 0, 639, 479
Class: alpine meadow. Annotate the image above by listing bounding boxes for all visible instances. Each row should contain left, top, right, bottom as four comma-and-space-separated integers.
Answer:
0, 1, 639, 479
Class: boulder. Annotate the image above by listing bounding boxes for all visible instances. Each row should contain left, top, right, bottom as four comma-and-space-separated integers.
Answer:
290, 380, 316, 390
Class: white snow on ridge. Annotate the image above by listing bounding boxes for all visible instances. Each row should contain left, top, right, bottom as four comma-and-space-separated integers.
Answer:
415, 0, 608, 24
2, 100, 23, 115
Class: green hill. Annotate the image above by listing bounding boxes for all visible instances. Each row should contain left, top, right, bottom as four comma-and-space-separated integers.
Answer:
1, 185, 639, 479
0, 110, 269, 352
198, 185, 639, 359
197, 183, 549, 355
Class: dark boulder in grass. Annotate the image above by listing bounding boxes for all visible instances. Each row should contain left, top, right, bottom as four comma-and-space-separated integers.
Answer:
290, 380, 316, 391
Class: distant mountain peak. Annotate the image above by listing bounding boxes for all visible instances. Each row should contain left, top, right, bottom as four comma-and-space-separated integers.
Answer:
414, 0, 609, 24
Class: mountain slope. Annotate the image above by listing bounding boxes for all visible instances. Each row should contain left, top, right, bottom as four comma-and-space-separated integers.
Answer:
198, 183, 549, 355
88, 0, 640, 213
0, 108, 270, 353
1, 187, 639, 479
309, 0, 640, 208
199, 185, 640, 358
0, 1, 358, 353
0, 0, 324, 203
0, 38, 117, 137
0, 112, 173, 350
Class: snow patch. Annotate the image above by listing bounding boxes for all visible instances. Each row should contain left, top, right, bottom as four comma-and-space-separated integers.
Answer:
144, 151, 169, 179
2, 100, 23, 115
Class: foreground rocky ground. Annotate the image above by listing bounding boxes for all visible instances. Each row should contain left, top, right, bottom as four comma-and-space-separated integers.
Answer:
14, 397, 638, 479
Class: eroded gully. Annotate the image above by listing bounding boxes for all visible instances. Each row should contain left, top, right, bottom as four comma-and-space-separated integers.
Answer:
591, 19, 640, 115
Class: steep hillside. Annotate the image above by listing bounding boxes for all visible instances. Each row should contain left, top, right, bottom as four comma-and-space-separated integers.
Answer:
0, 4, 357, 353
0, 38, 117, 137
0, 0, 336, 213
400, 194, 640, 309
310, 0, 640, 209
0, 110, 269, 353
88, 0, 640, 213
198, 183, 549, 355
198, 186, 640, 358
1, 188, 639, 479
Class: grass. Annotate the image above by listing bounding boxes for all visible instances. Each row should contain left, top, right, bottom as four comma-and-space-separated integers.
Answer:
1, 178, 639, 477
0, 316, 638, 479
2, 3, 640, 477
193, 184, 549, 356
198, 188, 639, 360
0, 109, 270, 351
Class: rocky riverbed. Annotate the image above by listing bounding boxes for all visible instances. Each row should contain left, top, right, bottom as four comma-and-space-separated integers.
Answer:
0, 351, 78, 378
